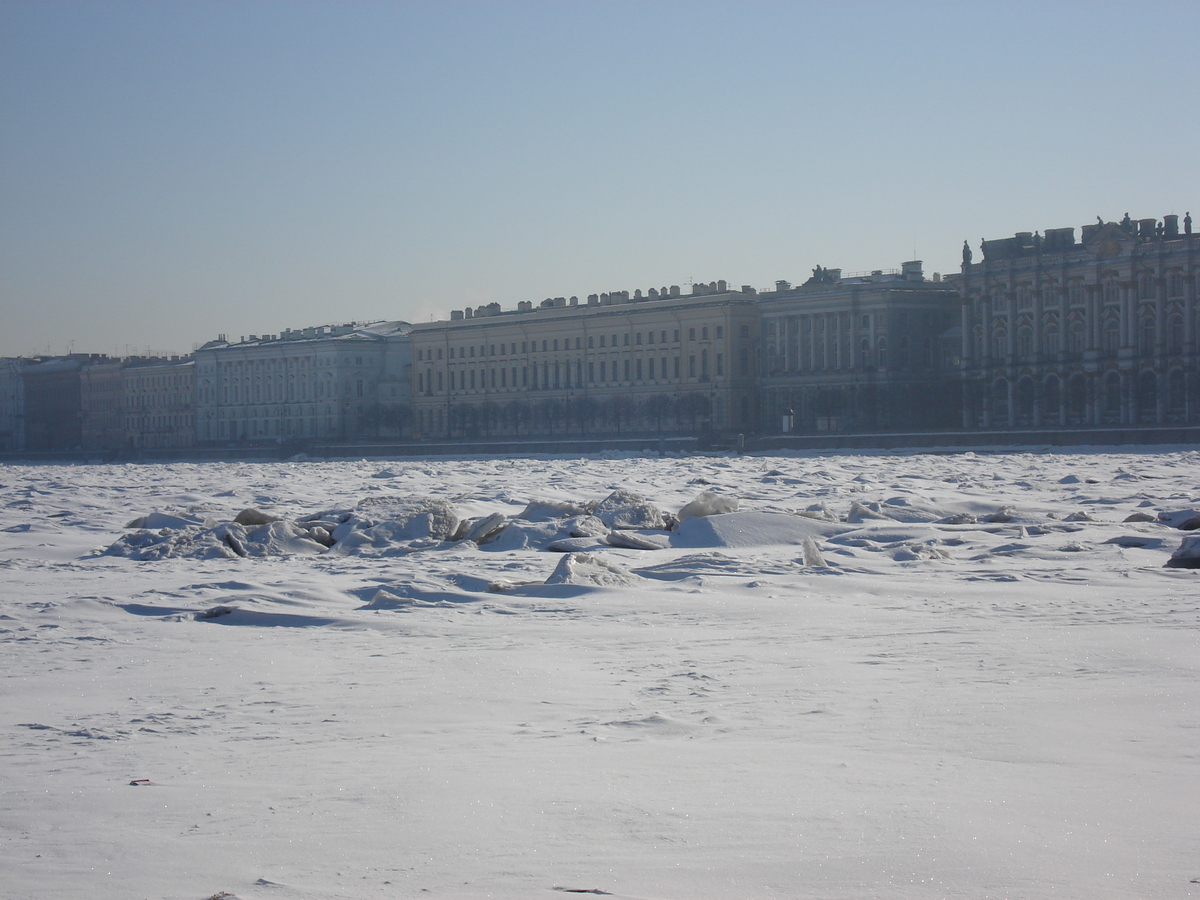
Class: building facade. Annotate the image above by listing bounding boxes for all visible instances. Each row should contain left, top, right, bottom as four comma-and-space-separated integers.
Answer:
958, 213, 1199, 429
0, 358, 28, 452
22, 355, 111, 451
80, 359, 127, 450
122, 357, 196, 449
193, 322, 412, 445
408, 283, 760, 440
757, 261, 961, 434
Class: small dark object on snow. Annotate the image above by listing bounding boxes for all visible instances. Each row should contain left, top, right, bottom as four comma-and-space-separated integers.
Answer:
196, 605, 236, 619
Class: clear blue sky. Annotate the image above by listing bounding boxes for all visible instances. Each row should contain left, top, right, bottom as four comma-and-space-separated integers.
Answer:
2, 0, 1196, 357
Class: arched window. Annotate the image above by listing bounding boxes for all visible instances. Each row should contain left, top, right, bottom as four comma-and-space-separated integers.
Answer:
1167, 314, 1184, 353
1042, 283, 1058, 307
1017, 285, 1033, 309
1103, 316, 1120, 355
1067, 319, 1086, 354
1168, 272, 1183, 298
1139, 273, 1156, 300
1043, 322, 1060, 356
991, 378, 1009, 424
991, 329, 1008, 360
1167, 370, 1186, 421
1139, 316, 1156, 354
877, 339, 888, 370
1068, 281, 1085, 306
1017, 326, 1033, 357
1043, 376, 1061, 426
1102, 279, 1119, 305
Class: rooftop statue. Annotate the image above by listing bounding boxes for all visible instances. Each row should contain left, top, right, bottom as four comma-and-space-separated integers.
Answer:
962, 240, 972, 265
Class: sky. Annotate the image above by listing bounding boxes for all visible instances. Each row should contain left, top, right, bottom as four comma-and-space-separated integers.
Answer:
1, 0, 1197, 358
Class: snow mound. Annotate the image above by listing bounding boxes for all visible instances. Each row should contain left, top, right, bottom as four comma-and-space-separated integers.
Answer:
671, 511, 844, 549
544, 552, 642, 587
104, 520, 326, 560
593, 489, 668, 530
677, 491, 739, 522
124, 512, 209, 530
845, 500, 894, 523
1158, 509, 1200, 530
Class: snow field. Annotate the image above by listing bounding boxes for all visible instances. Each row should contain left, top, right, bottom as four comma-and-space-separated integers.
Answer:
1, 449, 1198, 900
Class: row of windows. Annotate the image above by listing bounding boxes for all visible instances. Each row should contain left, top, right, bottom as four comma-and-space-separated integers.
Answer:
988, 272, 1196, 310
419, 350, 745, 394
977, 313, 1187, 358
204, 355, 369, 375
416, 324, 751, 362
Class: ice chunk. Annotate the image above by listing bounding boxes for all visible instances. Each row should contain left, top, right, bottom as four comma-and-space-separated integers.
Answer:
845, 500, 894, 523
605, 530, 669, 550
677, 491, 739, 522
124, 512, 204, 530
800, 536, 826, 567
544, 552, 641, 587
672, 511, 845, 549
1164, 534, 1200, 568
593, 490, 667, 530
233, 508, 279, 526
516, 499, 592, 521
1158, 509, 1200, 530
460, 512, 508, 545
332, 496, 460, 551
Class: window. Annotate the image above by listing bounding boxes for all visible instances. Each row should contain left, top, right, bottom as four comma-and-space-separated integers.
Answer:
469, 346, 475, 358
1067, 319, 1085, 354
588, 336, 594, 348
740, 325, 749, 338
716, 353, 724, 376
716, 325, 723, 339
702, 326, 709, 340
623, 334, 630, 346
552, 340, 558, 351
674, 330, 680, 342
1139, 316, 1156, 354
623, 359, 630, 380
599, 335, 606, 348
1103, 317, 1119, 354
689, 328, 696, 341
1044, 323, 1060, 356
648, 358, 655, 379
674, 357, 681, 378
1168, 314, 1184, 353
689, 355, 696, 377
1068, 282, 1085, 306
1102, 280, 1119, 304
648, 331, 655, 344
636, 358, 642, 379
542, 340, 548, 352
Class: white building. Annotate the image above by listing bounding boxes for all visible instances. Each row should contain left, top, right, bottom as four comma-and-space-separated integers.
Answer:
193, 322, 412, 445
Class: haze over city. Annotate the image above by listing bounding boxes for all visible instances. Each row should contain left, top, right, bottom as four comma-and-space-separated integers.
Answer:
2, 0, 1197, 358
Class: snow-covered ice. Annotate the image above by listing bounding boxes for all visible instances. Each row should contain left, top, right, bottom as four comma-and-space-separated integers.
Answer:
1, 449, 1199, 899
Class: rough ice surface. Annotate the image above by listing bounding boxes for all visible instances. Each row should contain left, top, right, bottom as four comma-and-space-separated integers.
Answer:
2, 448, 1200, 900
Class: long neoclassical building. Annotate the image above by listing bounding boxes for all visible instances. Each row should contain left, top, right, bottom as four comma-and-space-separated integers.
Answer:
408, 283, 760, 439
956, 213, 1199, 429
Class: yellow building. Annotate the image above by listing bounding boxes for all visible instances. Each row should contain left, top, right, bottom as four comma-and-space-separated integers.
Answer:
409, 283, 760, 440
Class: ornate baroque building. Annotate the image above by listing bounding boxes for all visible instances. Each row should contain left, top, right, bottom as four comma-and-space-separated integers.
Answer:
757, 261, 961, 433
958, 214, 1199, 429
409, 283, 760, 440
